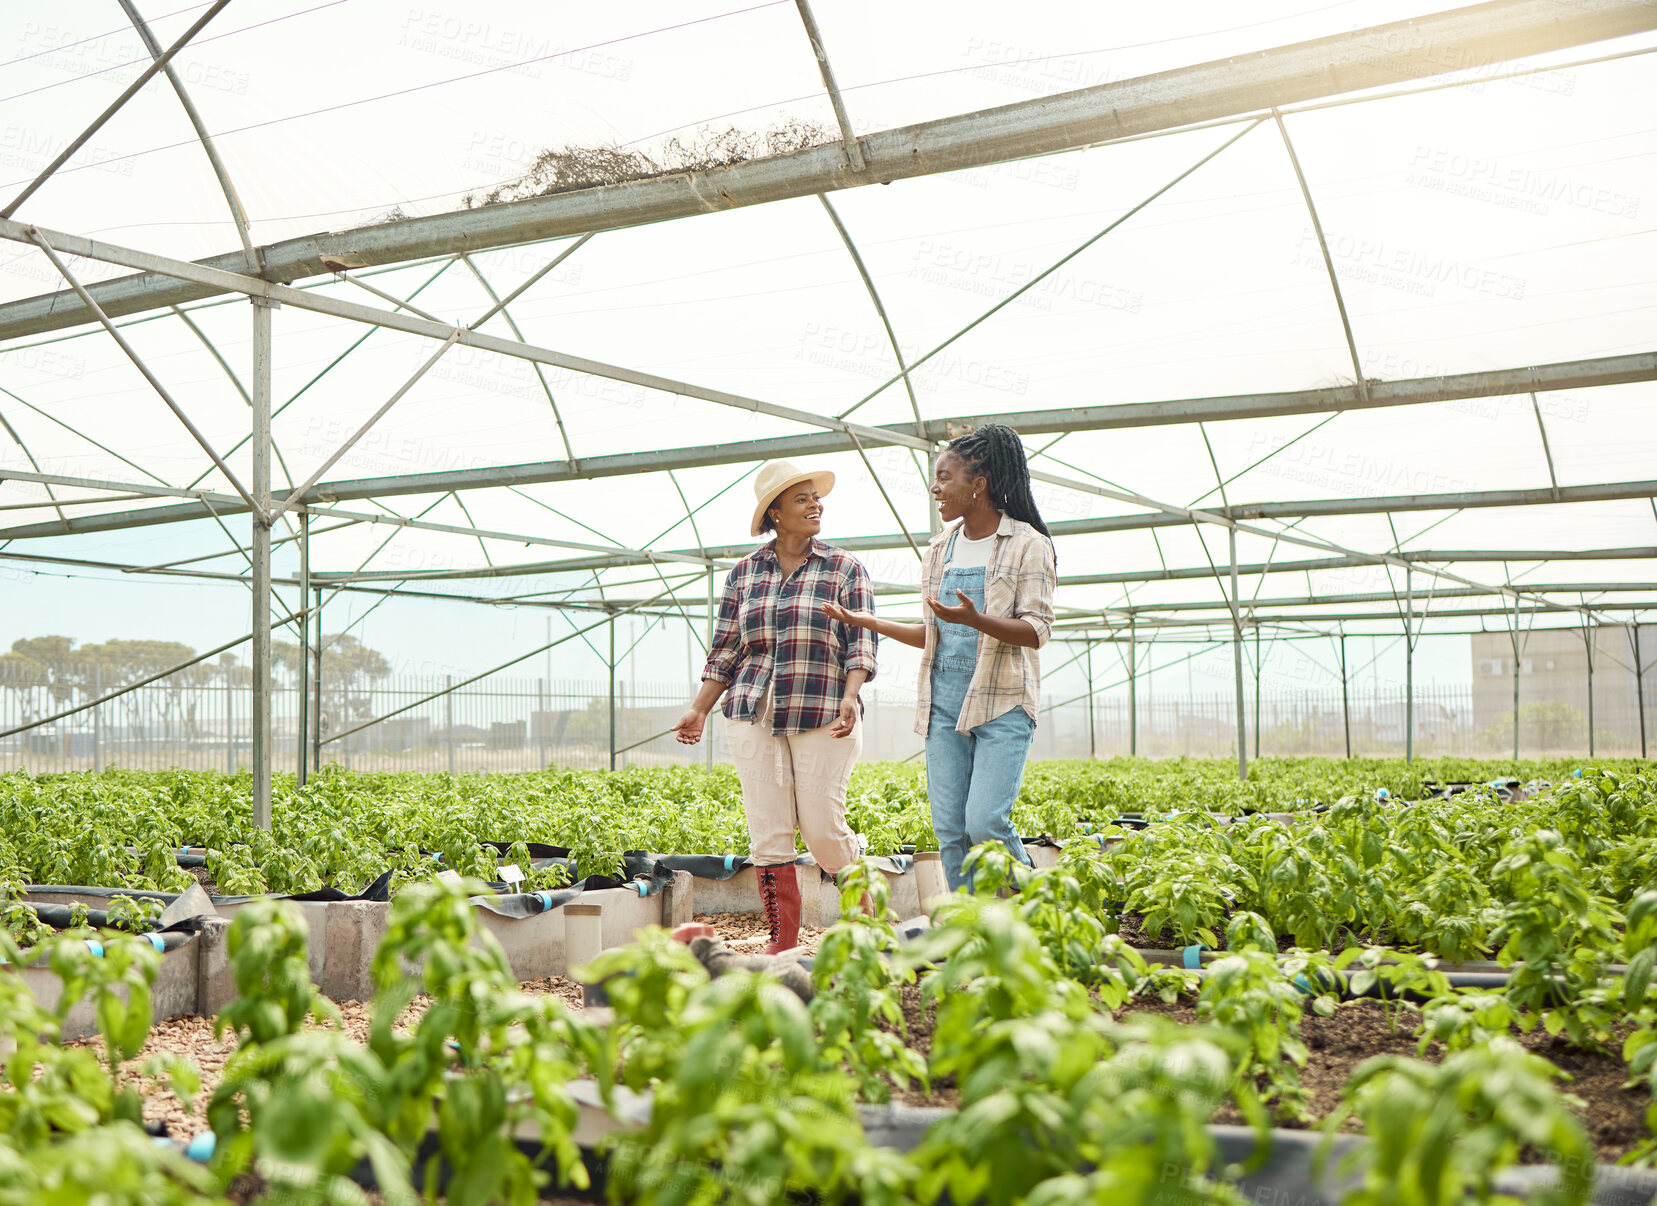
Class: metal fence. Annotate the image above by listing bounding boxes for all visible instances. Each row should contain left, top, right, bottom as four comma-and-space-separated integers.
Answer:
3, 661, 1649, 775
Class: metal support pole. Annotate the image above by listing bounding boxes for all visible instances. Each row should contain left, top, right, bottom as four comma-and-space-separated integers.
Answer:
311, 588, 323, 772
1635, 623, 1648, 759
1511, 594, 1522, 762
225, 666, 233, 774
538, 678, 548, 769
297, 510, 309, 787
1229, 528, 1248, 781
91, 665, 101, 773
446, 674, 455, 776
1405, 566, 1414, 763
1085, 640, 1096, 759
705, 568, 715, 770
250, 298, 273, 827
609, 615, 618, 772
1128, 618, 1138, 757
1585, 620, 1595, 757
1253, 625, 1262, 761
1339, 632, 1352, 759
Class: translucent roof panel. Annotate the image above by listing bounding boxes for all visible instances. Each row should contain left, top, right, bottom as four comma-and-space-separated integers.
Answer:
0, 0, 1654, 676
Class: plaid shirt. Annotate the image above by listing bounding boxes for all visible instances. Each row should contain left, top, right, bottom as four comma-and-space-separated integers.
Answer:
914, 515, 1056, 735
703, 539, 879, 735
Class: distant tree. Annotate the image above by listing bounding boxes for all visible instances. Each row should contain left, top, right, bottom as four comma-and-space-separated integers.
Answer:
1, 633, 392, 740
273, 634, 392, 731
77, 639, 203, 685
3, 635, 204, 736
8, 635, 76, 672
273, 634, 390, 683
1, 636, 80, 723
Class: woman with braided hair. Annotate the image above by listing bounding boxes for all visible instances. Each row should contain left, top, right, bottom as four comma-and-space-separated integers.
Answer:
825, 424, 1056, 891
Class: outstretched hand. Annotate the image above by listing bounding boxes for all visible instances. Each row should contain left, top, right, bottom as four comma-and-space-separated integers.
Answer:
823, 601, 876, 630
925, 589, 982, 629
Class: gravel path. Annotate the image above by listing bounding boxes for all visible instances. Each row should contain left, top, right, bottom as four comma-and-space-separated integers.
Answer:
65, 976, 587, 1141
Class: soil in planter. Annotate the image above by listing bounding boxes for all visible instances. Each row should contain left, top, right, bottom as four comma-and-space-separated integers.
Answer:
1112, 911, 1388, 955
870, 987, 1651, 1162
696, 911, 827, 957
1117, 995, 1652, 1163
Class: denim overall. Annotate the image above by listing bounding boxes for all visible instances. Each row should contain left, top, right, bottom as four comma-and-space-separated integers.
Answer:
926, 527, 1035, 892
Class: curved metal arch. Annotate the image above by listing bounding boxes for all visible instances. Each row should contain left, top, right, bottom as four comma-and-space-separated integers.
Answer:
118, 0, 260, 272
818, 196, 925, 559
1270, 107, 1367, 404
817, 195, 921, 432
458, 249, 585, 466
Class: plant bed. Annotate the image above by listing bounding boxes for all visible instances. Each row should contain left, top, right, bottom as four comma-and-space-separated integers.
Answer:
12, 763, 1657, 1206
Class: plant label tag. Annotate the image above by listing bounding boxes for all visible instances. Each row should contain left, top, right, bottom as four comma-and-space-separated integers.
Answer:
436, 869, 461, 886
498, 863, 525, 886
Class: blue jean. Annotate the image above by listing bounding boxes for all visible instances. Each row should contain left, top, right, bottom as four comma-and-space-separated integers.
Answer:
926, 659, 1035, 893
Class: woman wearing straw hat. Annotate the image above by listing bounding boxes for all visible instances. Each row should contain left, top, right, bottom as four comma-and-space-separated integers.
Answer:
671, 460, 878, 954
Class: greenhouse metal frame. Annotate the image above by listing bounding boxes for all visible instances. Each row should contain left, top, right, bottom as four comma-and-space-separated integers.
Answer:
0, 0, 1654, 821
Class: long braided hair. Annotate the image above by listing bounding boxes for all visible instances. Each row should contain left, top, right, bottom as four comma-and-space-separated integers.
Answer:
946, 423, 1051, 538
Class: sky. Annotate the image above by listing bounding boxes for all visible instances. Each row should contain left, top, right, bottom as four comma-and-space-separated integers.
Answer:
0, 0, 1654, 714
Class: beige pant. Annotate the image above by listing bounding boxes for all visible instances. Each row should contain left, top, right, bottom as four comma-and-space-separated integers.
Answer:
727, 690, 863, 874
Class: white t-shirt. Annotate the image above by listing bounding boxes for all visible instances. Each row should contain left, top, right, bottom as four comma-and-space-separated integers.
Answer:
945, 529, 995, 570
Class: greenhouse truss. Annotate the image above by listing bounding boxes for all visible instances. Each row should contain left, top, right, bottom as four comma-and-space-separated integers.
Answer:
0, 0, 1654, 817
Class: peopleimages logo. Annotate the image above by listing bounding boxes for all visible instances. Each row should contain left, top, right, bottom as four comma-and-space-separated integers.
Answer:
795, 322, 1031, 397
961, 36, 1121, 97
1290, 228, 1527, 301
909, 240, 1143, 314
398, 9, 633, 82
0, 126, 133, 177
1405, 146, 1640, 221
16, 22, 251, 94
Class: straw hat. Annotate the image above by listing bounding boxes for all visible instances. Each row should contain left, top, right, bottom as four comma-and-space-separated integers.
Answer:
749, 460, 836, 537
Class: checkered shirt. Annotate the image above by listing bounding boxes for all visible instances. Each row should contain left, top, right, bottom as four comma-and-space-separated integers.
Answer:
703, 539, 879, 735
914, 514, 1056, 735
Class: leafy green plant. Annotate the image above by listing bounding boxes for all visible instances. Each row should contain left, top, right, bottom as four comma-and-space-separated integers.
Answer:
365, 878, 601, 1205
1488, 829, 1620, 1045
45, 928, 165, 1079
905, 899, 1257, 1205
1416, 990, 1519, 1055
0, 1121, 228, 1206
810, 859, 926, 1104
1323, 1038, 1593, 1206
0, 901, 44, 949
596, 928, 909, 1206
208, 881, 599, 1206
1193, 914, 1322, 1121
214, 898, 337, 1046
105, 893, 162, 932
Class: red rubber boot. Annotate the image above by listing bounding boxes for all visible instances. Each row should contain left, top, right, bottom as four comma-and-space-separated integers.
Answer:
757, 865, 802, 955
